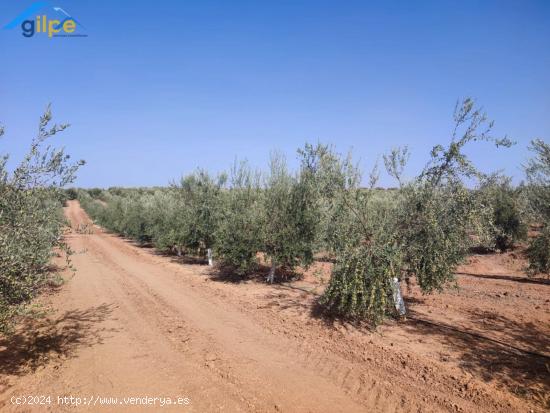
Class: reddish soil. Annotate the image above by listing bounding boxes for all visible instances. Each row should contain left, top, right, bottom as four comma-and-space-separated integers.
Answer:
0, 201, 548, 412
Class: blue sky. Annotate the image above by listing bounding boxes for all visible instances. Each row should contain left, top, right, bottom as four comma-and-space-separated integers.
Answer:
0, 0, 549, 187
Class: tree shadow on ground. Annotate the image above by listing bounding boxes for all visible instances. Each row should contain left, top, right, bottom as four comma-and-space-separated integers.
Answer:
402, 310, 550, 408
259, 288, 318, 313
249, 280, 372, 329
307, 287, 549, 407
456, 272, 550, 285
153, 250, 208, 266
0, 303, 116, 377
206, 263, 303, 285
207, 267, 266, 283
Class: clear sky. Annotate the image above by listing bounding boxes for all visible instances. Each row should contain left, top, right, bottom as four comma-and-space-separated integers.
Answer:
1, 0, 549, 187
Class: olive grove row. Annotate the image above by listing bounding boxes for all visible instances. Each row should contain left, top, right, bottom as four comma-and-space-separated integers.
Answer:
77, 99, 550, 324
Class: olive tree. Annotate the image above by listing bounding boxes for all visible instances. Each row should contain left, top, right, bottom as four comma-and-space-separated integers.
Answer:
399, 99, 513, 291
320, 159, 404, 323
524, 139, 550, 276
383, 146, 410, 188
214, 160, 262, 276
0, 106, 84, 332
261, 152, 318, 282
475, 174, 527, 251
173, 170, 226, 264
143, 189, 182, 252
524, 139, 550, 221
321, 98, 513, 324
297, 143, 364, 257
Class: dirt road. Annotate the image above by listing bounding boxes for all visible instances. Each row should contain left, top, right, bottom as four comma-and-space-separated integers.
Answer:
0, 201, 547, 412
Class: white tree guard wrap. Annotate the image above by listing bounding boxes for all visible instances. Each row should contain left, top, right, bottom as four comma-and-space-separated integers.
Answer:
392, 277, 406, 316
207, 248, 213, 266
267, 261, 276, 283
